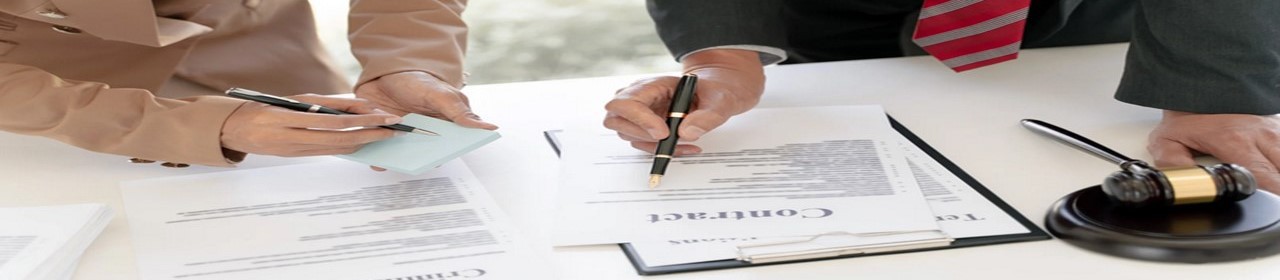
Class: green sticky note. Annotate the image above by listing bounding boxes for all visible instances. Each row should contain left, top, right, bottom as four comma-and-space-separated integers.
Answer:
337, 114, 500, 174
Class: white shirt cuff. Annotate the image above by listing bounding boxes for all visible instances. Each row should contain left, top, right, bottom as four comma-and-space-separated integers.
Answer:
677, 45, 788, 66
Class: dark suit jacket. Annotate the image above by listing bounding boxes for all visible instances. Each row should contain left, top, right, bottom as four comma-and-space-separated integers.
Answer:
648, 0, 1280, 115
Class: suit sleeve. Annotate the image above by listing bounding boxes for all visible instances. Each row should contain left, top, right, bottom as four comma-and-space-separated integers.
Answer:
348, 0, 468, 88
1115, 0, 1280, 114
647, 0, 788, 62
0, 63, 248, 166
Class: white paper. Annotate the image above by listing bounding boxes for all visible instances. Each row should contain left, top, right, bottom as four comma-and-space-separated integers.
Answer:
121, 160, 547, 280
736, 230, 952, 263
628, 134, 1029, 266
553, 106, 940, 246
0, 203, 112, 280
893, 134, 1029, 237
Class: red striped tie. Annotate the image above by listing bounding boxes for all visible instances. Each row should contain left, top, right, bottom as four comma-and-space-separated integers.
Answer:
912, 0, 1031, 72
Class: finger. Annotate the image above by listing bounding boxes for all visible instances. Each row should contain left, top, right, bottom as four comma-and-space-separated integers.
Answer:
424, 91, 499, 130
270, 146, 363, 157
631, 141, 656, 153
616, 131, 657, 143
674, 144, 703, 156
262, 144, 366, 157
605, 98, 670, 139
606, 99, 670, 139
451, 111, 500, 130
282, 94, 409, 129
616, 77, 679, 107
1256, 143, 1280, 192
1148, 138, 1198, 167
289, 94, 381, 114
280, 127, 397, 147
605, 115, 660, 142
629, 142, 702, 156
678, 107, 732, 142
1204, 143, 1279, 190
607, 79, 678, 139
272, 110, 401, 130
370, 166, 387, 172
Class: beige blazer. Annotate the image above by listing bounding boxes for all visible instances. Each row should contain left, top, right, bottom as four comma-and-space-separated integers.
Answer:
0, 0, 468, 166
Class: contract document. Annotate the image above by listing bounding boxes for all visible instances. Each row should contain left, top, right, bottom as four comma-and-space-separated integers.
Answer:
627, 133, 1030, 266
552, 106, 940, 246
121, 160, 545, 280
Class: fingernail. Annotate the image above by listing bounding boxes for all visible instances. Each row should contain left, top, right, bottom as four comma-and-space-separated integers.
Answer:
682, 126, 707, 140
471, 116, 499, 129
384, 116, 402, 125
679, 146, 702, 155
394, 131, 407, 137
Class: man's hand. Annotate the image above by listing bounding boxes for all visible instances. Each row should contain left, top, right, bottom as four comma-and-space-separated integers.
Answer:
221, 94, 400, 156
1148, 110, 1280, 193
603, 49, 765, 154
354, 71, 498, 130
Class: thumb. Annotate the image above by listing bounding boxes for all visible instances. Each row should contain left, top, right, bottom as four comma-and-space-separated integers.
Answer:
431, 94, 499, 130
678, 107, 732, 141
1149, 138, 1197, 167
450, 110, 500, 131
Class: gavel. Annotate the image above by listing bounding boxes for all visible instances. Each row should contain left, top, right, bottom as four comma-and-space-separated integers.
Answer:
1021, 119, 1256, 208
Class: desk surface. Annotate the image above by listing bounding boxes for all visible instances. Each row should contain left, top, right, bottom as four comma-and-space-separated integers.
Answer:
2, 43, 1276, 279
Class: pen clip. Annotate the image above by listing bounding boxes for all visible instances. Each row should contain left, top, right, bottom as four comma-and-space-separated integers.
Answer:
225, 87, 304, 104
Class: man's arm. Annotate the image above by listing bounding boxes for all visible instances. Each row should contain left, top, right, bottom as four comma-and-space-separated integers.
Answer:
1117, 0, 1280, 193
1116, 0, 1280, 113
648, 0, 789, 64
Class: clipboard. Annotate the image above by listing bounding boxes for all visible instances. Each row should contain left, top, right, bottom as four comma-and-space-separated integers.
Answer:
543, 116, 1050, 275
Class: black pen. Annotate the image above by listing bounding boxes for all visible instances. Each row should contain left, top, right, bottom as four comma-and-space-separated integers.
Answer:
224, 87, 439, 136
649, 74, 697, 189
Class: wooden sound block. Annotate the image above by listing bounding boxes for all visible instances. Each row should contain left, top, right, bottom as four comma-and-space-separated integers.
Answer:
1047, 186, 1280, 263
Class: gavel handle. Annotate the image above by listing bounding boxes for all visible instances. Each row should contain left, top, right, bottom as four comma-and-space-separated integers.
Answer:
1020, 119, 1134, 166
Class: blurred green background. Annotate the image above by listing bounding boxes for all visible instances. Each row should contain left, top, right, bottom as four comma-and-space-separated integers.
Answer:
310, 0, 680, 85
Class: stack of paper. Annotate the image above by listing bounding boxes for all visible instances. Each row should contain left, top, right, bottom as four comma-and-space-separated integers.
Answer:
550, 105, 1030, 267
120, 160, 548, 280
0, 203, 113, 280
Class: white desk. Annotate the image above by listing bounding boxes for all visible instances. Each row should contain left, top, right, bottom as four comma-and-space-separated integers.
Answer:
2, 43, 1276, 279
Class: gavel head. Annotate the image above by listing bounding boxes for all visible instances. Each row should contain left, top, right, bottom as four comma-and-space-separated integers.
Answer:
1102, 161, 1256, 208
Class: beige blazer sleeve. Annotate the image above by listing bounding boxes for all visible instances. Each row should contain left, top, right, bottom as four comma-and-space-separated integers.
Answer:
348, 0, 469, 88
0, 63, 248, 166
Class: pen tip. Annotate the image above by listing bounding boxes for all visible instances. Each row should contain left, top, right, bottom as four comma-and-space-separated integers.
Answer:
649, 175, 662, 189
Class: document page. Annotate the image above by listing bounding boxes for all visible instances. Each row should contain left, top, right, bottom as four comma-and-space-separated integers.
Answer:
627, 134, 1030, 266
553, 106, 940, 246
0, 203, 112, 280
121, 160, 546, 280
892, 134, 1029, 237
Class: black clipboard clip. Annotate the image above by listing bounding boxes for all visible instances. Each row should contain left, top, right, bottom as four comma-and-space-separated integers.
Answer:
735, 230, 955, 264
